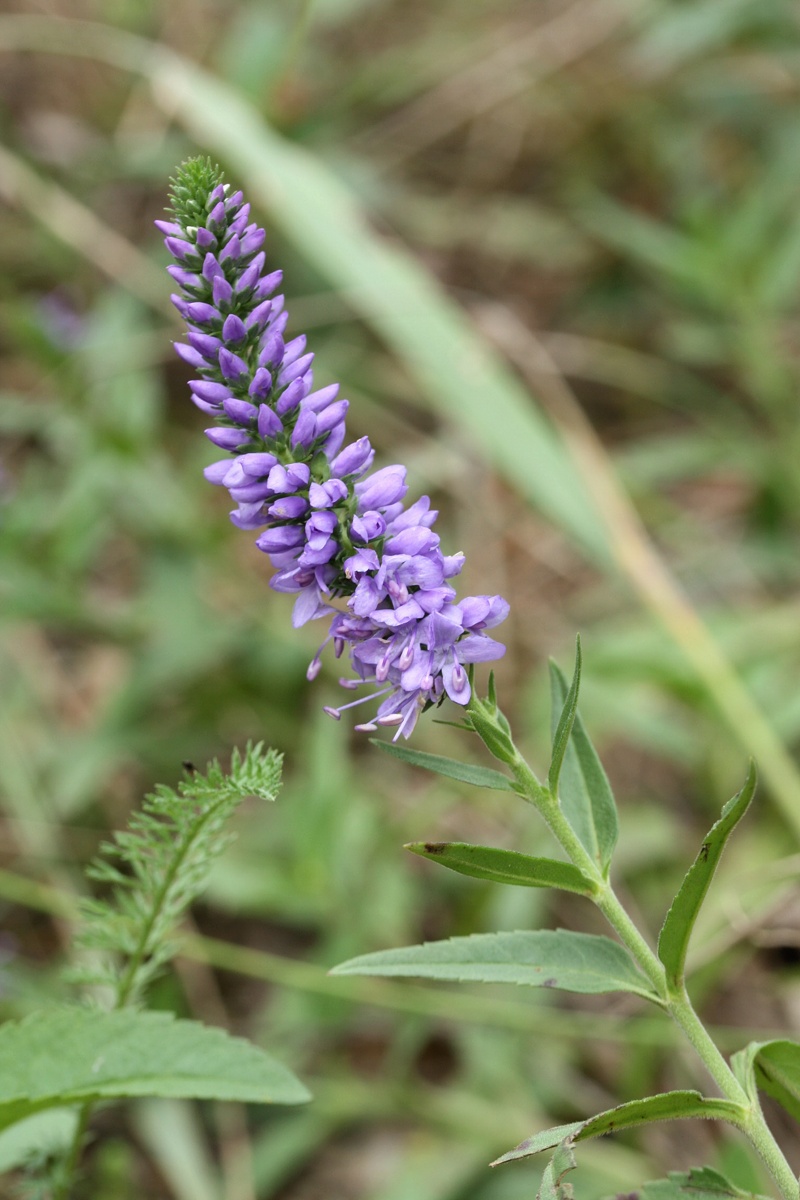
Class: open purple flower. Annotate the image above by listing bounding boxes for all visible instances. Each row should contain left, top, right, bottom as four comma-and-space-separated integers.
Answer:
160, 159, 509, 737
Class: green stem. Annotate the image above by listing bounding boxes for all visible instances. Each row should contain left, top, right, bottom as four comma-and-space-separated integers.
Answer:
51, 1105, 90, 1200
507, 746, 797, 1199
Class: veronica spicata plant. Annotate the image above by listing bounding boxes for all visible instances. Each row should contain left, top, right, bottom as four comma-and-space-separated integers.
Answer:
162, 159, 800, 1199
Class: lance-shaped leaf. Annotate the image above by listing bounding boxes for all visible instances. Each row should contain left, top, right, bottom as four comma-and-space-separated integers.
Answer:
372, 740, 514, 791
732, 1039, 800, 1124
658, 763, 756, 989
492, 1091, 745, 1168
332, 929, 658, 1000
549, 661, 618, 873
548, 636, 582, 796
0, 1008, 310, 1131
406, 842, 596, 896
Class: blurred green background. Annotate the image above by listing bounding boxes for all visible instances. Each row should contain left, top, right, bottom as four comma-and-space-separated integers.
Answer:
2, 0, 800, 1195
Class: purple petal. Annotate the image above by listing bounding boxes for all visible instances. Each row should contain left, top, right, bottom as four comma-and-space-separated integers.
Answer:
257, 403, 282, 438
187, 302, 219, 324
219, 347, 249, 382
174, 342, 207, 369
248, 367, 273, 399
203, 459, 234, 485
223, 397, 258, 424
212, 275, 233, 307
205, 427, 250, 450
331, 437, 374, 478
191, 379, 231, 404
237, 451, 278, 477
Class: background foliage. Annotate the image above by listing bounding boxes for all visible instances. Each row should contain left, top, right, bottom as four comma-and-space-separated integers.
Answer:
1, 0, 800, 1196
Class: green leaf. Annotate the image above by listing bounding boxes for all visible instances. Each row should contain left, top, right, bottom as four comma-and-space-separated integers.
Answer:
549, 662, 618, 873
538, 1139, 577, 1200
493, 1092, 745, 1167
0, 1008, 310, 1131
657, 763, 756, 989
0, 1108, 78, 1173
371, 740, 514, 791
548, 636, 582, 796
331, 929, 658, 1000
629, 1166, 770, 1199
733, 1039, 800, 1124
405, 842, 596, 896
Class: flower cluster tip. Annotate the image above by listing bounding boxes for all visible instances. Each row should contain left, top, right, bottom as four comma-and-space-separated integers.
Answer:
160, 159, 509, 738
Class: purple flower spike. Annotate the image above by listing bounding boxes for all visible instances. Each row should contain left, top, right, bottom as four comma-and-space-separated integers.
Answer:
160, 157, 508, 738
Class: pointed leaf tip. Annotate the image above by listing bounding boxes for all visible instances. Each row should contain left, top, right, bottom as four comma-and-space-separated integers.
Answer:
405, 841, 596, 895
658, 762, 756, 989
332, 929, 658, 999
548, 637, 582, 796
548, 654, 618, 872
370, 739, 514, 791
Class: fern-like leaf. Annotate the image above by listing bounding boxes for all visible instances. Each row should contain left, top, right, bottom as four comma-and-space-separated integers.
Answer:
69, 742, 281, 1008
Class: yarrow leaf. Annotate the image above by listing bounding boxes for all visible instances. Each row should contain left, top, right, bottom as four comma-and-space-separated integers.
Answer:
71, 741, 282, 1007
657, 762, 755, 990
0, 1008, 309, 1133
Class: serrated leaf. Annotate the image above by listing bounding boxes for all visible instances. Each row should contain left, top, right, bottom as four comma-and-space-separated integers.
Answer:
371, 740, 514, 791
658, 763, 756, 989
631, 1166, 770, 1199
548, 637, 582, 796
331, 929, 658, 1000
735, 1039, 800, 1124
406, 842, 596, 895
0, 1008, 309, 1131
493, 1092, 745, 1167
549, 662, 618, 873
